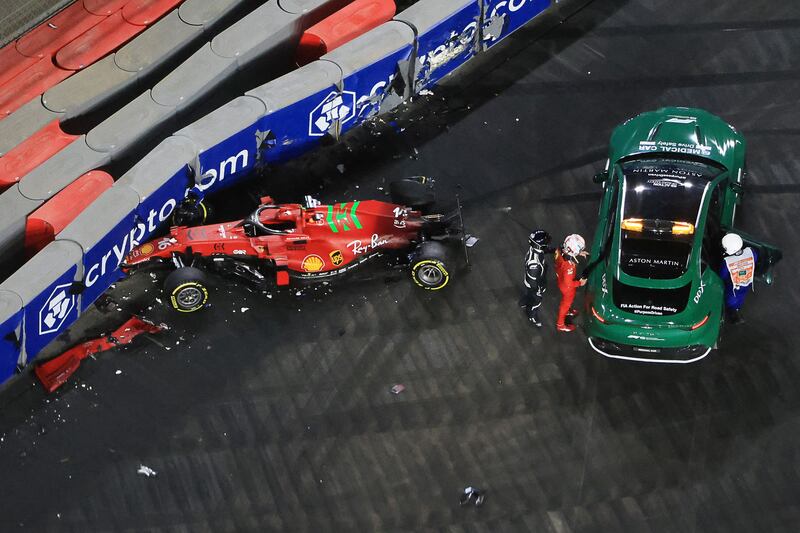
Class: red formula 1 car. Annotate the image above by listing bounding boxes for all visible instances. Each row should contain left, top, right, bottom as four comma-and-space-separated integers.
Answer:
124, 179, 466, 312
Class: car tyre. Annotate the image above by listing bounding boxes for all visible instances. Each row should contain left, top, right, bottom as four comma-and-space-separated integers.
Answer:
390, 177, 436, 213
172, 198, 212, 227
164, 267, 209, 312
411, 242, 450, 290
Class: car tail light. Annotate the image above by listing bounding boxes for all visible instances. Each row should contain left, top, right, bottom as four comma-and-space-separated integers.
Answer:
591, 306, 606, 323
671, 221, 695, 235
621, 218, 643, 232
691, 314, 710, 330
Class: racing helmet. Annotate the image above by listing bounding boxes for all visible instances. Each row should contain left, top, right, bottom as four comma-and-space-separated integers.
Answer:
722, 233, 744, 255
528, 229, 551, 251
562, 234, 586, 257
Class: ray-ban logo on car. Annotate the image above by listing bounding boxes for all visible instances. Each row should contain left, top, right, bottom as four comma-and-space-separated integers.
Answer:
309, 91, 356, 137
39, 283, 75, 335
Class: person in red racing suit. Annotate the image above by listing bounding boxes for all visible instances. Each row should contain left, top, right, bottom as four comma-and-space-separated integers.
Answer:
555, 234, 587, 332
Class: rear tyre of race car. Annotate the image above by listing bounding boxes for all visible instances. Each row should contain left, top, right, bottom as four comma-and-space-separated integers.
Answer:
390, 177, 436, 213
164, 267, 209, 313
411, 242, 450, 290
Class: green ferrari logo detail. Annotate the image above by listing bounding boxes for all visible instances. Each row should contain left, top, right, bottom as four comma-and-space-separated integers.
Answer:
326, 201, 362, 233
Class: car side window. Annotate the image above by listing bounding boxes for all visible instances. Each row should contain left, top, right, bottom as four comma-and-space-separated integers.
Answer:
600, 179, 619, 261
701, 182, 723, 269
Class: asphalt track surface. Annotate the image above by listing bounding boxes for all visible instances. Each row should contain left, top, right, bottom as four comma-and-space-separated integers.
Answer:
2, 0, 800, 531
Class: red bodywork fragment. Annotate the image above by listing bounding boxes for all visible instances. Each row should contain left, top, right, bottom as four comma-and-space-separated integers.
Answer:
35, 316, 163, 393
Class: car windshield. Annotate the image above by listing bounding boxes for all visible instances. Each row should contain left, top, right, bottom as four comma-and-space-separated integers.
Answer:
619, 157, 723, 279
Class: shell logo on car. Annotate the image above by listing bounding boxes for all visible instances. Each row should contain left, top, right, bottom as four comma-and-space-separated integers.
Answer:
139, 243, 155, 255
302, 255, 325, 272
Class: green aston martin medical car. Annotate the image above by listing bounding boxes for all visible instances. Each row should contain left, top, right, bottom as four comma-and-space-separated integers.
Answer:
584, 107, 781, 363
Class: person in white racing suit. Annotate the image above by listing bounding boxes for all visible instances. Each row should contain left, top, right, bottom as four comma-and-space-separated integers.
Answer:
522, 230, 552, 327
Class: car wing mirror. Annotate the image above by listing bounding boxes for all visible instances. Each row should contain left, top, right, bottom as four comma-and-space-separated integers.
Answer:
593, 170, 609, 184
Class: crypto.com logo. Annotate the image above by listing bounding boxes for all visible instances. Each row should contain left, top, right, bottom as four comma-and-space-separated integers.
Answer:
309, 91, 356, 136
39, 283, 75, 335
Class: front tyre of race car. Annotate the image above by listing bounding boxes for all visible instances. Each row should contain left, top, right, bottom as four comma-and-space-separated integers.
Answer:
411, 242, 450, 290
164, 267, 209, 312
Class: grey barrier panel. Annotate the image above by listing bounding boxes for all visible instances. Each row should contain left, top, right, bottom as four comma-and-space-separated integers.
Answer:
42, 0, 249, 120
114, 10, 201, 74
395, 0, 478, 56
0, 186, 41, 269
248, 59, 342, 110
175, 95, 266, 189
211, 0, 297, 65
322, 21, 416, 117
1, 241, 82, 303
86, 0, 346, 154
58, 186, 141, 252
279, 0, 342, 15
0, 239, 83, 364
212, 0, 348, 68
0, 139, 108, 274
57, 185, 141, 310
85, 92, 176, 154
0, 97, 62, 157
2, 1, 250, 153
0, 289, 24, 380
394, 0, 479, 92
176, 95, 267, 152
150, 43, 238, 109
18, 138, 110, 200
323, 21, 416, 79
43, 55, 137, 116
116, 135, 198, 200
0, 291, 23, 327
394, 0, 475, 30
179, 0, 243, 26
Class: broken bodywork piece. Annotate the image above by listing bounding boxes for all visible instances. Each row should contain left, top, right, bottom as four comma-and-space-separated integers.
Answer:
34, 316, 164, 393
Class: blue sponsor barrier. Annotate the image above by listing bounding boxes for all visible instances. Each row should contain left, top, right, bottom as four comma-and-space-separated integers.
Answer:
0, 291, 24, 383
58, 187, 141, 311
396, 0, 481, 92
250, 60, 343, 163
482, 0, 551, 48
323, 21, 416, 136
1, 241, 83, 362
0, 0, 584, 388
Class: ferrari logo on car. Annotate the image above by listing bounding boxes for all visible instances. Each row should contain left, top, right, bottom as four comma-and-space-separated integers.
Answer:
302, 255, 325, 272
330, 250, 343, 266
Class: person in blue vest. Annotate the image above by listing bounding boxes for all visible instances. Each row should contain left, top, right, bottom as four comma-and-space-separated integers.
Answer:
719, 233, 757, 324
